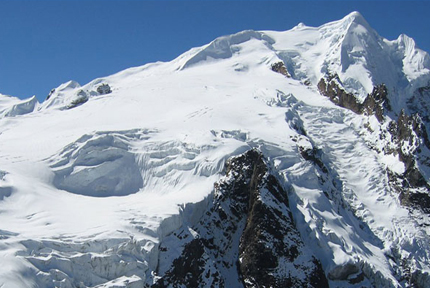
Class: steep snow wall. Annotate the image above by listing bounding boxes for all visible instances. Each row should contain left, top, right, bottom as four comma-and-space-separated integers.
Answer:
50, 130, 147, 197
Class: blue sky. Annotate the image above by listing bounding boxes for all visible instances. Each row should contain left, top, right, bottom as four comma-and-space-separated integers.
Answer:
1, 1, 429, 102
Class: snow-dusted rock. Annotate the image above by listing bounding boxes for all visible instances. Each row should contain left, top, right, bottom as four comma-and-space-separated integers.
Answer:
153, 150, 328, 288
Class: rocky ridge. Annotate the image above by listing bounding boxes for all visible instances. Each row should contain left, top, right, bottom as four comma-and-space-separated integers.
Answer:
153, 149, 328, 288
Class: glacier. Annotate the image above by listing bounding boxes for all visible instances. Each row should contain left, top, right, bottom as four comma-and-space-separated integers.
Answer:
1, 11, 430, 287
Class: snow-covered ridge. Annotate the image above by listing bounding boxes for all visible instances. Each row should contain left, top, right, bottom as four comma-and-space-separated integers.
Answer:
266, 11, 430, 108
179, 30, 275, 69
0, 93, 37, 118
10, 12, 428, 118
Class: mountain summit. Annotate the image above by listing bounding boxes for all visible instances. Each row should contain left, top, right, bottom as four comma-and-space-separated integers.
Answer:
1, 12, 430, 288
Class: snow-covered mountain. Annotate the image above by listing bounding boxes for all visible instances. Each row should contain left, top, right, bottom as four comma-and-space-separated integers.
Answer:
1, 11, 430, 287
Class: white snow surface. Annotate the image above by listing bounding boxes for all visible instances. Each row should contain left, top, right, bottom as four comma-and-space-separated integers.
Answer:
1, 12, 430, 287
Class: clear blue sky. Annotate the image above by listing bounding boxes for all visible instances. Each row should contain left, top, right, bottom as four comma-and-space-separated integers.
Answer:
1, 1, 429, 102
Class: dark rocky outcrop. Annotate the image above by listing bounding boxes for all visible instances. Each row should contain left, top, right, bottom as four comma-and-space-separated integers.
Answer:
317, 73, 362, 114
396, 110, 430, 152
46, 88, 55, 100
154, 238, 220, 288
153, 149, 328, 288
386, 110, 430, 213
362, 84, 391, 122
299, 146, 329, 175
271, 61, 291, 77
97, 83, 112, 95
317, 73, 390, 122
235, 151, 327, 288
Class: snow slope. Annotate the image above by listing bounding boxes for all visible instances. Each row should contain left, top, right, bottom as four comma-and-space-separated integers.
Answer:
1, 11, 430, 287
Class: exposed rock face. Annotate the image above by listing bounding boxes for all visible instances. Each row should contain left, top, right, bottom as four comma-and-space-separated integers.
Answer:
386, 110, 430, 213
271, 61, 291, 77
153, 149, 328, 288
317, 73, 362, 114
396, 110, 430, 153
362, 84, 391, 121
233, 151, 327, 288
97, 83, 112, 95
46, 88, 56, 100
317, 73, 390, 122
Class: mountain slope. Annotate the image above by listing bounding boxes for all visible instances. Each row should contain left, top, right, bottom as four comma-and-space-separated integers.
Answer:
1, 11, 430, 288
153, 150, 328, 288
